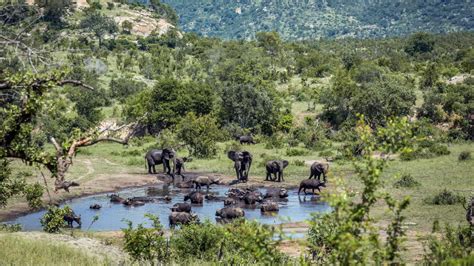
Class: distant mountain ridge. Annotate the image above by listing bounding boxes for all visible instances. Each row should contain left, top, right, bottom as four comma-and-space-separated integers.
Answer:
161, 0, 473, 40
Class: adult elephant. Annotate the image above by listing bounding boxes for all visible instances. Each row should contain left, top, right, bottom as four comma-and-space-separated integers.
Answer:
228, 150, 252, 182
265, 160, 289, 182
145, 148, 176, 175
309, 161, 329, 182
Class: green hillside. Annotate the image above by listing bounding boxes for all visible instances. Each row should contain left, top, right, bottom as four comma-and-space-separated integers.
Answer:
162, 0, 474, 39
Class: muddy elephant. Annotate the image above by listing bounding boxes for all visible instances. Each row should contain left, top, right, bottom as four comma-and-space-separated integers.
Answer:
175, 157, 190, 176
145, 148, 176, 175
298, 179, 326, 195
184, 191, 204, 204
169, 212, 199, 228
63, 212, 81, 228
239, 135, 255, 145
216, 207, 245, 220
228, 150, 253, 182
261, 202, 279, 213
171, 203, 192, 213
265, 160, 289, 182
193, 176, 221, 190
309, 161, 329, 182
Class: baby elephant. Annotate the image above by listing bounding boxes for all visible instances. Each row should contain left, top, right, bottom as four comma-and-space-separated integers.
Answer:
193, 176, 221, 190
309, 161, 329, 182
169, 212, 199, 228
265, 160, 289, 182
63, 212, 81, 228
298, 179, 326, 195
216, 207, 245, 220
171, 203, 192, 213
175, 157, 190, 176
184, 191, 204, 204
89, 204, 102, 210
261, 202, 279, 213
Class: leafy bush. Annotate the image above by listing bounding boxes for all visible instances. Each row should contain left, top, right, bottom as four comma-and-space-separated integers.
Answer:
293, 160, 305, 166
0, 223, 22, 232
40, 206, 72, 233
171, 220, 225, 261
122, 214, 168, 263
426, 189, 464, 205
263, 133, 285, 149
458, 151, 471, 161
393, 174, 420, 188
285, 148, 309, 156
176, 113, 222, 158
109, 77, 147, 103
423, 224, 473, 264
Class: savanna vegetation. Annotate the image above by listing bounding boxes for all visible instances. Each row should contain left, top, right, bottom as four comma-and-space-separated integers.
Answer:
0, 0, 472, 264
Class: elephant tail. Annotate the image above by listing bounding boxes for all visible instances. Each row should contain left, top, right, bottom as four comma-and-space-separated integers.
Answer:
145, 157, 147, 170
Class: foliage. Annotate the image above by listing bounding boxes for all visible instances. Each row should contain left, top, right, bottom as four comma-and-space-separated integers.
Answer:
109, 76, 147, 103
40, 206, 72, 233
307, 117, 413, 264
36, 0, 72, 24
405, 32, 435, 56
393, 174, 421, 188
458, 151, 472, 161
285, 148, 309, 157
423, 224, 473, 264
176, 113, 221, 158
0, 223, 22, 232
79, 11, 118, 46
122, 214, 168, 263
426, 189, 465, 205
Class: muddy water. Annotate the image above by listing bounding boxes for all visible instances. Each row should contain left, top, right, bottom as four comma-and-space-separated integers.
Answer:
9, 184, 331, 231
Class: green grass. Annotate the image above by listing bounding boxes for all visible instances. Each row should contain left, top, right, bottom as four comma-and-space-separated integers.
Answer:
0, 234, 109, 265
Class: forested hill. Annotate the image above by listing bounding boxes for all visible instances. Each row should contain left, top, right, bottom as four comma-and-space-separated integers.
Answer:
161, 0, 474, 40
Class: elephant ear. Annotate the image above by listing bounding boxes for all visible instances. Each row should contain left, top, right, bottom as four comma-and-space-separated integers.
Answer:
282, 160, 289, 168
182, 157, 188, 162
163, 148, 176, 160
227, 151, 241, 161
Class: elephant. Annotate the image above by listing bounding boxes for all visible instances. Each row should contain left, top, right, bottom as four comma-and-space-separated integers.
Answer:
216, 207, 245, 220
175, 157, 190, 176
298, 179, 326, 195
184, 191, 204, 204
261, 202, 279, 213
265, 160, 289, 182
193, 176, 221, 190
169, 212, 199, 228
264, 188, 289, 199
145, 148, 176, 176
89, 204, 101, 210
228, 150, 253, 182
309, 161, 329, 182
171, 203, 192, 213
63, 212, 81, 228
239, 135, 255, 145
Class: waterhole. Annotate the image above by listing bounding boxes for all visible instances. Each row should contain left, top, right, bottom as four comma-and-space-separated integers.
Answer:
9, 184, 331, 231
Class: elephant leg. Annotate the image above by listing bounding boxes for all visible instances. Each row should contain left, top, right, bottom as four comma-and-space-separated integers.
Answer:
152, 165, 157, 174
322, 173, 327, 182
265, 172, 270, 181
280, 172, 284, 182
309, 173, 314, 179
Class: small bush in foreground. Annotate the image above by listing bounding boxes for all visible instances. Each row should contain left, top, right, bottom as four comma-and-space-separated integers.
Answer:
426, 189, 464, 205
458, 151, 472, 161
0, 223, 22, 232
286, 148, 309, 156
40, 206, 72, 233
423, 224, 473, 264
394, 174, 420, 188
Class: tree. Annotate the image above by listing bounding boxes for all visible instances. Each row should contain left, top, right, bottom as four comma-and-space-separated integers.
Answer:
79, 11, 118, 46
109, 76, 147, 103
121, 20, 133, 34
176, 113, 221, 158
219, 84, 281, 135
36, 0, 72, 24
405, 32, 435, 56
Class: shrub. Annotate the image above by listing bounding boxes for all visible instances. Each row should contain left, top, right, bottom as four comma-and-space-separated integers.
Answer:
458, 151, 471, 161
264, 133, 285, 149
423, 224, 473, 264
393, 174, 420, 188
40, 206, 72, 233
293, 160, 305, 166
286, 148, 309, 156
0, 223, 22, 232
176, 113, 222, 158
171, 220, 226, 261
427, 189, 464, 205
122, 214, 168, 263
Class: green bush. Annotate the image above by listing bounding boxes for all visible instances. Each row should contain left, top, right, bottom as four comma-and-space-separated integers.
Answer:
263, 133, 285, 149
426, 189, 464, 205
176, 113, 222, 158
293, 160, 305, 166
0, 223, 22, 232
40, 206, 72, 233
285, 148, 309, 156
458, 151, 472, 161
171, 220, 225, 261
423, 224, 473, 264
122, 214, 168, 263
393, 174, 420, 188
